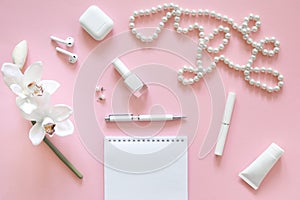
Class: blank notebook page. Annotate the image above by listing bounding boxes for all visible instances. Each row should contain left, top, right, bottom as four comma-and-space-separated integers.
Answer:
104, 136, 188, 200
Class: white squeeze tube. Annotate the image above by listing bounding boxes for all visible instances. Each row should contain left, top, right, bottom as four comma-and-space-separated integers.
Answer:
239, 143, 284, 190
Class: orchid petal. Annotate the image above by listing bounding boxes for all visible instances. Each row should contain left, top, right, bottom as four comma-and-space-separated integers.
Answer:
40, 80, 60, 95
29, 123, 46, 145
1, 63, 23, 87
48, 104, 73, 122
16, 98, 38, 116
23, 62, 43, 86
12, 40, 28, 69
10, 84, 26, 98
55, 119, 74, 136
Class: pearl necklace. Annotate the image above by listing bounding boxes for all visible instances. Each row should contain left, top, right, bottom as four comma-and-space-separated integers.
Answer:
128, 3, 284, 93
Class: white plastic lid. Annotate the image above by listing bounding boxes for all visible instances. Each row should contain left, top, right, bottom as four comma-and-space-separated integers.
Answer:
268, 143, 284, 160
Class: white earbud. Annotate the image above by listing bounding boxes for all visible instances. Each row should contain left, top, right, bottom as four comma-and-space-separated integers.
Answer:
51, 36, 74, 47
55, 47, 78, 64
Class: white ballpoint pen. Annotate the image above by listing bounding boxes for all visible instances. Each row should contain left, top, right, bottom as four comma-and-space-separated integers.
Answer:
104, 113, 186, 122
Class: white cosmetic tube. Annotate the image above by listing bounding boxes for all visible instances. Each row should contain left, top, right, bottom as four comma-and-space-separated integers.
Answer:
239, 143, 284, 190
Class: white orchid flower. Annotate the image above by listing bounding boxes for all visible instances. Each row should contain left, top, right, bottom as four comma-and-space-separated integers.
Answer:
23, 103, 74, 145
1, 62, 60, 114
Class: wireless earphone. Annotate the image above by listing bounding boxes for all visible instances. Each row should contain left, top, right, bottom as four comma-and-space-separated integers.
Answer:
50, 36, 75, 47
55, 47, 78, 64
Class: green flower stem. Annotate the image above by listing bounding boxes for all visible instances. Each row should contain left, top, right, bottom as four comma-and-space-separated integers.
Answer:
31, 121, 83, 179
43, 137, 83, 179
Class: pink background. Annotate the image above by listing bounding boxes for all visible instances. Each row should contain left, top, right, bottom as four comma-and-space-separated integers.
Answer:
0, 0, 299, 199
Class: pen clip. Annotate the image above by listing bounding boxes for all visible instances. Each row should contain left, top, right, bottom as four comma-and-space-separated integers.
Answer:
108, 113, 133, 117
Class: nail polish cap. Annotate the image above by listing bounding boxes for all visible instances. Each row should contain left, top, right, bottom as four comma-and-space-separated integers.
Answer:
112, 58, 131, 79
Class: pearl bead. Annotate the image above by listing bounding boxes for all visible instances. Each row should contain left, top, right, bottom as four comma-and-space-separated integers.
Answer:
198, 9, 203, 15
166, 12, 172, 18
275, 41, 280, 47
223, 39, 228, 45
178, 69, 184, 75
262, 49, 268, 55
177, 27, 182, 33
211, 62, 217, 68
133, 11, 139, 17
245, 76, 250, 81
199, 32, 205, 38
145, 9, 150, 15
193, 75, 200, 82
255, 81, 261, 87
191, 9, 197, 16
136, 33, 141, 39
159, 22, 164, 28
261, 83, 267, 90
129, 23, 135, 29
267, 87, 273, 92
197, 60, 202, 66
184, 9, 190, 15
225, 33, 231, 39
228, 18, 234, 24
157, 5, 162, 11
272, 70, 279, 76
207, 47, 213, 53
188, 66, 194, 72
252, 49, 258, 55
232, 23, 238, 29
175, 16, 180, 22
139, 10, 145, 15
274, 47, 280, 53
204, 9, 210, 16
278, 81, 284, 87
219, 44, 225, 50
183, 65, 188, 71
162, 17, 168, 22
274, 86, 280, 92
178, 75, 183, 82
151, 7, 157, 13
254, 67, 260, 73
131, 28, 137, 35
197, 72, 203, 78
278, 74, 284, 81
268, 51, 274, 57
267, 67, 273, 73
175, 10, 181, 16
156, 27, 161, 33
188, 25, 194, 31
174, 23, 179, 28
222, 15, 228, 22
129, 16, 135, 22
255, 21, 261, 27
183, 28, 188, 34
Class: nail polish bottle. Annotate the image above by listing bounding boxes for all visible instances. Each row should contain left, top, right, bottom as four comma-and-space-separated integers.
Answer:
112, 58, 148, 97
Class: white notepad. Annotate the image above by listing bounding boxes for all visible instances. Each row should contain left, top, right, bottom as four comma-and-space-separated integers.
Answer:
104, 136, 188, 200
